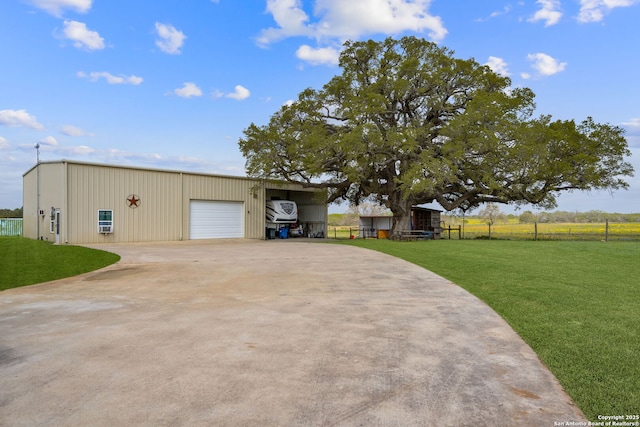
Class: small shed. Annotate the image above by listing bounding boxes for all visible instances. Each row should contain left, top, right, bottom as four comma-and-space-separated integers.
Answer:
358, 216, 393, 238
359, 206, 443, 239
411, 207, 443, 239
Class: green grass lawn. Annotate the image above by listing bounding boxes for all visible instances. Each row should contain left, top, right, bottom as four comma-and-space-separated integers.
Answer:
336, 239, 639, 421
0, 236, 120, 291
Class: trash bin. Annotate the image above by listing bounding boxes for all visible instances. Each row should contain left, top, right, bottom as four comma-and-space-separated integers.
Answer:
279, 228, 289, 239
378, 230, 390, 239
266, 228, 276, 239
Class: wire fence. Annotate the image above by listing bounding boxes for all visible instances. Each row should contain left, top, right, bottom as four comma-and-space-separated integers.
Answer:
329, 220, 640, 242
460, 220, 640, 241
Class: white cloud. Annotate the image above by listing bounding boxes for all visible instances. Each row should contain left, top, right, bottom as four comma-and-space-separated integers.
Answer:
621, 118, 640, 128
77, 71, 143, 85
27, 0, 92, 17
65, 145, 94, 155
155, 23, 186, 54
0, 109, 44, 130
61, 125, 94, 136
105, 148, 162, 164
475, 5, 513, 22
174, 82, 203, 98
578, 0, 640, 23
490, 5, 512, 19
529, 0, 562, 26
485, 56, 510, 76
39, 136, 58, 146
258, 0, 447, 45
526, 53, 567, 76
35, 143, 96, 156
313, 0, 447, 41
257, 0, 313, 45
226, 85, 251, 101
621, 119, 640, 147
62, 20, 105, 51
0, 137, 8, 149
296, 44, 340, 65
258, 0, 448, 64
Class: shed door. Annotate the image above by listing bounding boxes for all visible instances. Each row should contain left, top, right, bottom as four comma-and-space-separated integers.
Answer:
190, 200, 244, 239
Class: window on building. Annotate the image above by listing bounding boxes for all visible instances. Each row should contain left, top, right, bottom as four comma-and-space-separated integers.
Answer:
98, 209, 113, 233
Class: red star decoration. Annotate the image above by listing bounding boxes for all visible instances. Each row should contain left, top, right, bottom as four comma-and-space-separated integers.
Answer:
127, 195, 140, 208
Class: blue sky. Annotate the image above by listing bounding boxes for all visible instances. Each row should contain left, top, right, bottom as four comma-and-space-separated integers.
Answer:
2, 0, 639, 214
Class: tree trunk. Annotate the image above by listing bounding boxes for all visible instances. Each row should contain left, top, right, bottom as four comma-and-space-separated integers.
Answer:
389, 197, 414, 237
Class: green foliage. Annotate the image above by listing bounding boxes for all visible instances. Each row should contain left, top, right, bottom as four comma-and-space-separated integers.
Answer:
240, 36, 633, 232
0, 207, 23, 218
0, 237, 120, 291
518, 210, 538, 223
328, 213, 347, 226
337, 239, 640, 420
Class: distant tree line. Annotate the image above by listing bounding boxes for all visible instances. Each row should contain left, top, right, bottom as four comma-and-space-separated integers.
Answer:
0, 207, 23, 218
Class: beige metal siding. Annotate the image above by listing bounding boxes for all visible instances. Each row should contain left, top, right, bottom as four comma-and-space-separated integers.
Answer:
182, 174, 264, 239
22, 163, 64, 241
22, 167, 37, 239
23, 160, 326, 244
66, 163, 182, 243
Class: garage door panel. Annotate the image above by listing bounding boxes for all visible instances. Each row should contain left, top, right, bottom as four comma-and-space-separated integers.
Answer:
190, 201, 244, 239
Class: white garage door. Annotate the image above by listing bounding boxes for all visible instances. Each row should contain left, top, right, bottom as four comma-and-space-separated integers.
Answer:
190, 200, 244, 239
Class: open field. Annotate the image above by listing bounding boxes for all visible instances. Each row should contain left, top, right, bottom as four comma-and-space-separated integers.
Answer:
459, 221, 640, 241
0, 237, 120, 291
335, 239, 640, 421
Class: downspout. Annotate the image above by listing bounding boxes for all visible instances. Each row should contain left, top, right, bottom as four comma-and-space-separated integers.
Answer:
262, 180, 267, 240
63, 160, 69, 243
179, 172, 183, 241
36, 145, 40, 240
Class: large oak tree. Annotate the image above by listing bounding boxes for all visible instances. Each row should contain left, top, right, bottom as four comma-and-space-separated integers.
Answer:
239, 36, 633, 233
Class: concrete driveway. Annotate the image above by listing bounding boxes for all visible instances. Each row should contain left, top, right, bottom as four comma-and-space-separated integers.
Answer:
1, 240, 585, 426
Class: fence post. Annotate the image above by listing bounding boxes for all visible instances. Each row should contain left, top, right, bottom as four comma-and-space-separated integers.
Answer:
605, 219, 609, 242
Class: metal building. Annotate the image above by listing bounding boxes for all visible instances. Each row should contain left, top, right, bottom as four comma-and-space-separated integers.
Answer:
22, 160, 327, 244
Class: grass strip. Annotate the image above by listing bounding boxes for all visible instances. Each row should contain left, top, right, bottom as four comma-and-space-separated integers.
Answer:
0, 236, 120, 291
337, 239, 639, 420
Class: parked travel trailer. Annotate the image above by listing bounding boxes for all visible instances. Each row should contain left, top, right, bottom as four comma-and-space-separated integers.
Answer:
266, 200, 298, 223
266, 200, 304, 238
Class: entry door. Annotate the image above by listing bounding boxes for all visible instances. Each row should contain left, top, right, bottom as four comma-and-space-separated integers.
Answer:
189, 200, 244, 239
55, 210, 60, 244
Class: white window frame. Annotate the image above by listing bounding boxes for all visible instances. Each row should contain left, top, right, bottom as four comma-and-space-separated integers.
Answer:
97, 209, 114, 234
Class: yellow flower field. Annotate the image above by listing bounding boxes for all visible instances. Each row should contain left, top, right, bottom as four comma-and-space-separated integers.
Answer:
459, 222, 640, 240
